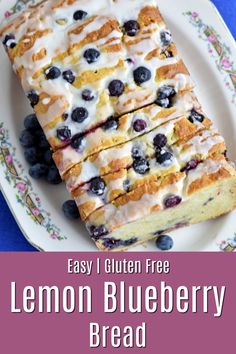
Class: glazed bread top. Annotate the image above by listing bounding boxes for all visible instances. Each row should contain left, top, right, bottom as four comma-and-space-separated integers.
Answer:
0, 0, 193, 150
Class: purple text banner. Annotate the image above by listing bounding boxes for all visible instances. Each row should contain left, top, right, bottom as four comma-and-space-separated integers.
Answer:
0, 253, 235, 354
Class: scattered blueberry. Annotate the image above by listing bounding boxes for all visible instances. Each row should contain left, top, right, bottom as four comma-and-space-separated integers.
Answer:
131, 145, 144, 159
156, 235, 174, 251
133, 66, 151, 85
24, 147, 41, 165
45, 66, 61, 80
73, 10, 88, 21
188, 109, 205, 124
133, 119, 147, 133
108, 80, 125, 97
62, 70, 75, 84
156, 85, 176, 108
57, 126, 71, 142
164, 195, 182, 209
71, 107, 89, 123
133, 158, 150, 175
62, 200, 80, 220
126, 58, 135, 64
124, 20, 140, 36
3, 34, 16, 49
103, 116, 119, 131
27, 91, 39, 107
29, 163, 48, 179
36, 131, 50, 150
103, 237, 138, 250
83, 48, 100, 64
89, 225, 109, 241
82, 89, 94, 101
71, 134, 85, 150
46, 165, 62, 185
89, 177, 106, 196
153, 134, 167, 148
24, 114, 41, 131
162, 49, 174, 58
43, 149, 53, 165
19, 130, 35, 148
160, 30, 172, 47
181, 160, 201, 172
156, 150, 173, 165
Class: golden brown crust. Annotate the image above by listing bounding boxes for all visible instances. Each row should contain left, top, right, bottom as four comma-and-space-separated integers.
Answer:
156, 60, 190, 81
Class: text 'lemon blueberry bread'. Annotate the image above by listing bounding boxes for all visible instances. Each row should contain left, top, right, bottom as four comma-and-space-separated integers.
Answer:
0, 0, 193, 150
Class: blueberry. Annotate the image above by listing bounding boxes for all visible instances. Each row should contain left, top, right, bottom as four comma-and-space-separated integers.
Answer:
181, 160, 200, 172
123, 179, 131, 192
164, 195, 182, 209
89, 177, 106, 196
188, 109, 205, 124
153, 134, 167, 148
156, 235, 174, 251
71, 134, 85, 150
19, 130, 35, 148
82, 89, 94, 101
103, 237, 138, 250
160, 30, 172, 47
62, 113, 69, 121
62, 70, 75, 84
73, 10, 88, 21
71, 107, 89, 123
108, 80, 125, 97
36, 131, 50, 150
56, 126, 72, 142
29, 163, 48, 179
103, 116, 119, 131
89, 225, 109, 241
155, 97, 170, 108
24, 147, 41, 165
62, 200, 80, 220
133, 66, 151, 85
133, 158, 150, 175
156, 151, 173, 165
24, 114, 41, 131
83, 48, 100, 64
156, 85, 176, 108
45, 66, 61, 80
3, 34, 16, 48
131, 146, 144, 159
43, 150, 53, 165
46, 166, 62, 185
27, 91, 39, 107
133, 119, 147, 132
124, 20, 140, 36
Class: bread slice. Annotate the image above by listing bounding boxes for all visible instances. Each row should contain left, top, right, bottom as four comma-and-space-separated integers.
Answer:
0, 0, 193, 150
64, 113, 212, 192
53, 91, 201, 176
73, 129, 226, 220
85, 157, 236, 251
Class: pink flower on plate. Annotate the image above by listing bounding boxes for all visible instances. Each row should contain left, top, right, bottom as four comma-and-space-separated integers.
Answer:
16, 182, 27, 192
208, 35, 216, 43
221, 58, 231, 69
192, 12, 199, 18
4, 11, 12, 18
6, 155, 13, 165
50, 232, 58, 240
32, 208, 40, 216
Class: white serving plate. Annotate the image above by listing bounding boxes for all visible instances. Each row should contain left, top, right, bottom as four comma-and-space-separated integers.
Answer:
0, 0, 236, 252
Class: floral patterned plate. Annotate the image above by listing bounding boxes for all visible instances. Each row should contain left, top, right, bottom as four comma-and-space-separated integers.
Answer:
0, 0, 236, 252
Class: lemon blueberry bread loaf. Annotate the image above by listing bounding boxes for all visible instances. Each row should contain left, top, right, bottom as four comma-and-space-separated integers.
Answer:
1, 0, 236, 251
